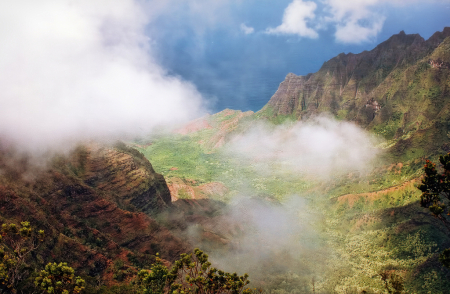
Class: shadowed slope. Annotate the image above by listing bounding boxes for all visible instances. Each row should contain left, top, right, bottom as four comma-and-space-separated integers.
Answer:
0, 143, 188, 288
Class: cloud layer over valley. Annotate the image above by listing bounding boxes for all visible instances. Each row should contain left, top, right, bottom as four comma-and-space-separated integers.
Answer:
226, 116, 380, 179
0, 0, 207, 153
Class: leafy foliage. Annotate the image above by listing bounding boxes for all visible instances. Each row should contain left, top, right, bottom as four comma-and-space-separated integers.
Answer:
137, 249, 253, 294
417, 153, 450, 269
35, 262, 85, 294
0, 221, 45, 293
380, 271, 404, 294
136, 254, 168, 294
438, 248, 450, 268
418, 154, 450, 227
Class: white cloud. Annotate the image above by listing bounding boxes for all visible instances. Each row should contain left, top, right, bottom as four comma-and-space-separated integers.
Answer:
226, 116, 380, 179
267, 0, 401, 43
266, 0, 318, 38
0, 0, 207, 153
325, 0, 386, 43
240, 23, 255, 35
335, 17, 385, 43
325, 0, 379, 20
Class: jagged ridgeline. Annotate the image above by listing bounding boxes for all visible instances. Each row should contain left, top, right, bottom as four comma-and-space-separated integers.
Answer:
258, 28, 450, 160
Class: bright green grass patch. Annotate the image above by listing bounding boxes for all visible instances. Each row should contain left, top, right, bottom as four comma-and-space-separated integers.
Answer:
136, 134, 315, 201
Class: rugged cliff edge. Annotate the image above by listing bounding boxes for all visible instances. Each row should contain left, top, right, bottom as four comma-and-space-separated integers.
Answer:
75, 143, 171, 213
260, 28, 450, 122
0, 143, 187, 287
258, 28, 450, 160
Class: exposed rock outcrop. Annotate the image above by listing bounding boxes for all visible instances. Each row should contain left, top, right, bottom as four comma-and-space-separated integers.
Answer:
0, 143, 187, 287
167, 177, 229, 201
258, 28, 450, 159
265, 73, 309, 116
79, 143, 172, 213
260, 28, 450, 124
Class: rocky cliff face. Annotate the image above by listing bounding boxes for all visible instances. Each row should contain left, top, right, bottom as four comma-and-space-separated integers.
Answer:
260, 28, 450, 124
262, 73, 309, 117
259, 28, 450, 159
0, 143, 187, 287
77, 143, 171, 213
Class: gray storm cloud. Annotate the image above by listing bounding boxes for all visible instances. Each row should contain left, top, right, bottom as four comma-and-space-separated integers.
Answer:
0, 0, 207, 152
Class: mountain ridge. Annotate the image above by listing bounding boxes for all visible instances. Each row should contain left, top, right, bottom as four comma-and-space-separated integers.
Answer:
260, 27, 450, 120
0, 143, 190, 289
256, 27, 450, 161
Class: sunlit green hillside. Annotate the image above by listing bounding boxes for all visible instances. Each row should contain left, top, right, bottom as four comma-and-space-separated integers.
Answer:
134, 121, 450, 293
132, 37, 450, 293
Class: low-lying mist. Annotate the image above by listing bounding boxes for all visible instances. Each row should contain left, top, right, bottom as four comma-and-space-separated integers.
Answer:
218, 196, 325, 271
166, 115, 383, 291
0, 1, 207, 155
176, 195, 331, 292
225, 115, 381, 179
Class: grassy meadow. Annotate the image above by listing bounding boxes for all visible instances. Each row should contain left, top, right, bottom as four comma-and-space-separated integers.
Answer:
132, 120, 450, 293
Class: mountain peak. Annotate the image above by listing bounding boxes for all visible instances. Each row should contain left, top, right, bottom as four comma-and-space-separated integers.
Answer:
259, 27, 450, 128
286, 72, 298, 79
426, 27, 450, 46
377, 30, 423, 50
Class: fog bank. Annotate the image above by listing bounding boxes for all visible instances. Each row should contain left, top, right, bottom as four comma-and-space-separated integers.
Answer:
226, 116, 381, 179
0, 1, 207, 153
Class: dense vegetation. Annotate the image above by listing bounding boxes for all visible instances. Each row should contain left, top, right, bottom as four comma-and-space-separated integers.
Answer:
0, 223, 254, 294
137, 129, 450, 293
1, 30, 449, 293
134, 34, 450, 292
